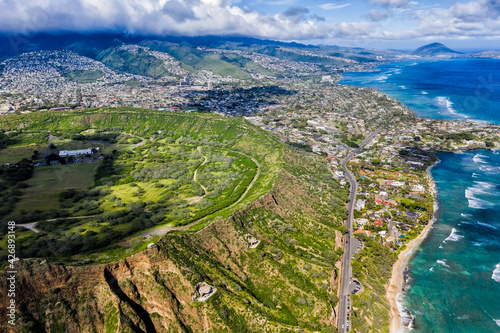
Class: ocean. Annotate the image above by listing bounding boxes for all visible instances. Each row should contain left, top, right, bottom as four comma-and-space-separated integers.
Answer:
340, 59, 500, 332
340, 59, 500, 124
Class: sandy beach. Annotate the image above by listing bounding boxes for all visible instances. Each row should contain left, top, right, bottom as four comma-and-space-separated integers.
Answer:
387, 163, 438, 333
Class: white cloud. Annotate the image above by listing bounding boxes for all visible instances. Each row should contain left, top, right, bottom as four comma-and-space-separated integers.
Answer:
318, 3, 351, 10
0, 0, 498, 44
0, 0, 373, 41
362, 0, 500, 41
369, 9, 390, 21
406, 0, 500, 38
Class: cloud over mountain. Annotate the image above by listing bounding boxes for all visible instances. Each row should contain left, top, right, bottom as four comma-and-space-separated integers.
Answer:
0, 0, 498, 46
0, 0, 379, 41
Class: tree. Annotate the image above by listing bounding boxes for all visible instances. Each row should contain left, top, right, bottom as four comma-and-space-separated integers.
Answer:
337, 225, 348, 235
31, 150, 39, 160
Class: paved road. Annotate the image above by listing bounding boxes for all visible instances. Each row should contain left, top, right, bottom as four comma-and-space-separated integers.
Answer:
337, 128, 381, 332
352, 122, 361, 135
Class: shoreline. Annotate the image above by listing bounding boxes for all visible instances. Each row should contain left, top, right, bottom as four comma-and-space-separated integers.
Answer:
387, 162, 439, 333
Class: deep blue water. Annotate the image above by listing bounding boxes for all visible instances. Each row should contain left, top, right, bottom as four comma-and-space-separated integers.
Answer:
340, 60, 500, 332
340, 59, 500, 124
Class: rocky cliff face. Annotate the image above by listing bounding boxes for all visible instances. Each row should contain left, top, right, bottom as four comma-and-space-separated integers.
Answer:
1, 247, 216, 333
1, 154, 347, 333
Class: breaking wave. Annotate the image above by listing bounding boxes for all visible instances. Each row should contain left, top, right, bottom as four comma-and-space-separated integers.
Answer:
465, 185, 492, 209
493, 264, 500, 283
476, 221, 498, 230
445, 228, 463, 242
435, 96, 467, 117
473, 153, 489, 164
396, 293, 415, 331
437, 259, 450, 267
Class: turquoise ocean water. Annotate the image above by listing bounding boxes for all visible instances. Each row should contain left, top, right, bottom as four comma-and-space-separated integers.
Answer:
340, 60, 500, 332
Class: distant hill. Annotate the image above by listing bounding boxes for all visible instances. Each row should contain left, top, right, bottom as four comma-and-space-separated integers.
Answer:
0, 33, 383, 80
412, 43, 461, 56
0, 33, 317, 60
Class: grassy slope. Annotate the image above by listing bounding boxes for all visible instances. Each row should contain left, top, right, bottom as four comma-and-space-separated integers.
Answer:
61, 69, 104, 83
0, 144, 47, 164
350, 234, 397, 332
96, 48, 170, 78
138, 41, 259, 79
12, 163, 99, 215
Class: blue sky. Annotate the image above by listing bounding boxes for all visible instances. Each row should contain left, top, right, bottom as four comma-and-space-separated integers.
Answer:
0, 0, 499, 50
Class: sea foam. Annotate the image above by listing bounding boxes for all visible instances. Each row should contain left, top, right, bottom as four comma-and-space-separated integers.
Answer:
479, 165, 500, 173
435, 96, 468, 118
473, 153, 489, 164
493, 264, 500, 283
396, 293, 415, 331
465, 187, 491, 210
445, 228, 463, 242
437, 259, 450, 267
473, 181, 495, 190
477, 221, 498, 230
436, 96, 456, 115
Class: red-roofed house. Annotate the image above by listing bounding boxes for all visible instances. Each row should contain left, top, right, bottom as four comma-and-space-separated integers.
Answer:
373, 220, 384, 226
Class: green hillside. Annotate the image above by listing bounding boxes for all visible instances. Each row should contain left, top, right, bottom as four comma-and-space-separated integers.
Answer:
97, 48, 171, 77
61, 69, 104, 83
140, 40, 271, 79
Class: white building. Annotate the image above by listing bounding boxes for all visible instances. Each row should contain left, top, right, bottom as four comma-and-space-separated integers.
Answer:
356, 199, 366, 211
59, 147, 99, 157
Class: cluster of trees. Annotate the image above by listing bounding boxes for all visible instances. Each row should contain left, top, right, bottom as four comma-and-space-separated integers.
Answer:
0, 181, 28, 217
288, 142, 313, 152
400, 198, 428, 212
441, 132, 475, 141
94, 155, 116, 186
0, 158, 34, 183
0, 131, 12, 148
339, 133, 360, 148
71, 132, 121, 143
133, 161, 187, 180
